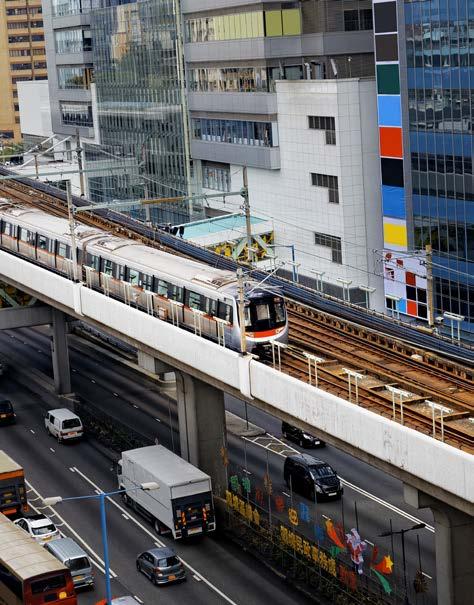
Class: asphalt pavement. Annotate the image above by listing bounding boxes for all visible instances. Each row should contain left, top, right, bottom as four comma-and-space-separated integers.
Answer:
0, 326, 437, 604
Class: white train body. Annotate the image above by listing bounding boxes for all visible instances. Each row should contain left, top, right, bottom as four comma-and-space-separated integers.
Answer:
0, 201, 288, 352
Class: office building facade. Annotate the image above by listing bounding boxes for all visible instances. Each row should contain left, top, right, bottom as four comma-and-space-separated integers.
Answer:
0, 0, 47, 143
373, 0, 473, 338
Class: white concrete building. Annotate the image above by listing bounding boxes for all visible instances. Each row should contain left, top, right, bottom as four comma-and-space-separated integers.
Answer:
205, 78, 384, 310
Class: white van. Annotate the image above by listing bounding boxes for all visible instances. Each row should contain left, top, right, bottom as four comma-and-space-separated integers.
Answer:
45, 408, 83, 443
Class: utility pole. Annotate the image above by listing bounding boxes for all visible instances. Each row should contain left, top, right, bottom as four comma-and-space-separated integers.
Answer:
242, 166, 253, 264
237, 267, 247, 355
425, 244, 434, 327
66, 181, 79, 282
75, 129, 85, 197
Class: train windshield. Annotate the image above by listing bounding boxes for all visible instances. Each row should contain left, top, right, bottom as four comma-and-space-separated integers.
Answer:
245, 296, 286, 331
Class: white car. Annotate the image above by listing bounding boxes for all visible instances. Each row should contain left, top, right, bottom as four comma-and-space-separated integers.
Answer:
14, 514, 61, 545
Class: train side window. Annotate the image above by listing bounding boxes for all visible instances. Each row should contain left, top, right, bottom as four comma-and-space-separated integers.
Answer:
3, 222, 15, 237
87, 253, 100, 270
38, 235, 48, 250
27, 231, 36, 245
19, 228, 29, 242
168, 283, 183, 302
142, 273, 153, 291
0, 221, 7, 234
217, 301, 233, 323
118, 265, 126, 280
48, 239, 56, 254
57, 242, 69, 257
157, 280, 168, 297
128, 268, 140, 286
186, 291, 202, 310
204, 297, 217, 316
103, 259, 114, 275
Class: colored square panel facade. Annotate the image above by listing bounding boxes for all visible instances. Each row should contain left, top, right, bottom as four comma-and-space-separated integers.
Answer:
377, 95, 401, 126
382, 185, 405, 218
282, 9, 301, 35
376, 64, 400, 94
265, 11, 283, 36
381, 158, 404, 187
379, 126, 403, 157
374, 2, 397, 33
383, 222, 408, 248
375, 34, 398, 62
407, 300, 417, 316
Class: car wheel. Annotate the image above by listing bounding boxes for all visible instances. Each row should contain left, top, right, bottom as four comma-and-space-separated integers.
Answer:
299, 439, 304, 447
152, 574, 158, 586
47, 427, 51, 436
136, 561, 141, 572
122, 493, 131, 507
154, 519, 163, 535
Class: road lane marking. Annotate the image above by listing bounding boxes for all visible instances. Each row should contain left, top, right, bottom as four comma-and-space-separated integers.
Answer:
242, 433, 435, 533
50, 448, 55, 453
113, 393, 119, 397
155, 418, 161, 422
121, 513, 129, 520
133, 596, 143, 603
193, 575, 202, 582
30, 429, 35, 434
91, 379, 96, 383
422, 572, 432, 580
25, 480, 117, 578
282, 492, 290, 498
72, 467, 239, 605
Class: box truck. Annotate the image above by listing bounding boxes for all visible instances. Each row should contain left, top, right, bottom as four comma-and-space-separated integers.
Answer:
0, 450, 28, 518
117, 445, 215, 539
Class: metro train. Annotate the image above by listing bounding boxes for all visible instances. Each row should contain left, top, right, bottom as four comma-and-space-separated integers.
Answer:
0, 200, 288, 352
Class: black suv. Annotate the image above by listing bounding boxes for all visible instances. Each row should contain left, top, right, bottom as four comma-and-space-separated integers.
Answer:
282, 421, 324, 448
283, 454, 342, 502
0, 400, 15, 425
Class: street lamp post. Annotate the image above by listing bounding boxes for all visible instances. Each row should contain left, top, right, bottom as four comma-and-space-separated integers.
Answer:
358, 284, 376, 310
43, 482, 159, 605
379, 523, 426, 604
267, 244, 297, 282
336, 278, 352, 303
443, 311, 465, 344
310, 270, 325, 293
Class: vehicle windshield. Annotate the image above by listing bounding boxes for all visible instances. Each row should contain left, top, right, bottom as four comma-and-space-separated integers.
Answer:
310, 465, 335, 478
32, 524, 56, 536
0, 401, 12, 413
68, 557, 90, 571
62, 418, 81, 429
157, 556, 180, 568
244, 296, 286, 331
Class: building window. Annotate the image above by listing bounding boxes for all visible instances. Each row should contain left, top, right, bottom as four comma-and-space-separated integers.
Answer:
9, 49, 30, 57
52, 0, 92, 18
11, 63, 33, 71
202, 162, 230, 192
30, 21, 43, 29
57, 66, 93, 89
189, 67, 269, 93
34, 61, 47, 69
0, 131, 14, 140
192, 118, 276, 147
311, 173, 339, 204
314, 232, 342, 264
344, 9, 373, 31
60, 102, 93, 127
7, 22, 29, 29
308, 115, 336, 145
55, 28, 91, 54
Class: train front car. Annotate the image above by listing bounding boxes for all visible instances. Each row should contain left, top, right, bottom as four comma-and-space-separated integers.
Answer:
242, 289, 288, 352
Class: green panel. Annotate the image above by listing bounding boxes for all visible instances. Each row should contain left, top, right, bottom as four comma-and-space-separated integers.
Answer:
234, 13, 242, 39
376, 64, 400, 94
265, 10, 283, 36
282, 9, 301, 35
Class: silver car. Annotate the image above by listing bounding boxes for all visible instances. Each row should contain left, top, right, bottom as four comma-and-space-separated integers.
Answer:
136, 547, 186, 585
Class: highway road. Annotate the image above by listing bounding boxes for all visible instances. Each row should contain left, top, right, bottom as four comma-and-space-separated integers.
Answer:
0, 326, 437, 604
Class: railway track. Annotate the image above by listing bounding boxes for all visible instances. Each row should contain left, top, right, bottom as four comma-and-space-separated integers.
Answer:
1, 177, 473, 453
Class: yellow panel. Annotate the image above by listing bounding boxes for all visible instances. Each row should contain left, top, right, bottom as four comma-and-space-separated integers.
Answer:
255, 11, 264, 37
235, 13, 242, 39
265, 10, 283, 37
214, 16, 224, 40
228, 14, 236, 39
282, 9, 301, 35
383, 223, 408, 247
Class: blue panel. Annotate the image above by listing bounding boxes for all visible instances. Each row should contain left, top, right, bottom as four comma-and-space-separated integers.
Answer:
377, 95, 401, 126
382, 185, 406, 218
398, 298, 407, 314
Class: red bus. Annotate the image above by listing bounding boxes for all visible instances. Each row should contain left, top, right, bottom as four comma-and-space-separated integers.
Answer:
0, 451, 28, 518
0, 512, 77, 605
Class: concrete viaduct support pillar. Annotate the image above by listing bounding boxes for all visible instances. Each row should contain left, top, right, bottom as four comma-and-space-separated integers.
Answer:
404, 484, 474, 605
50, 309, 71, 395
137, 351, 175, 389
176, 372, 227, 497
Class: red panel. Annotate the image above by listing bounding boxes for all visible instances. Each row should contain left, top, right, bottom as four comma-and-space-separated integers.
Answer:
407, 300, 418, 317
406, 271, 416, 286
379, 127, 403, 158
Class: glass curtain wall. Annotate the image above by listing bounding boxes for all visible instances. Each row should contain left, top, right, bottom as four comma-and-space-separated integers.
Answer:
404, 0, 474, 333
88, 0, 192, 224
